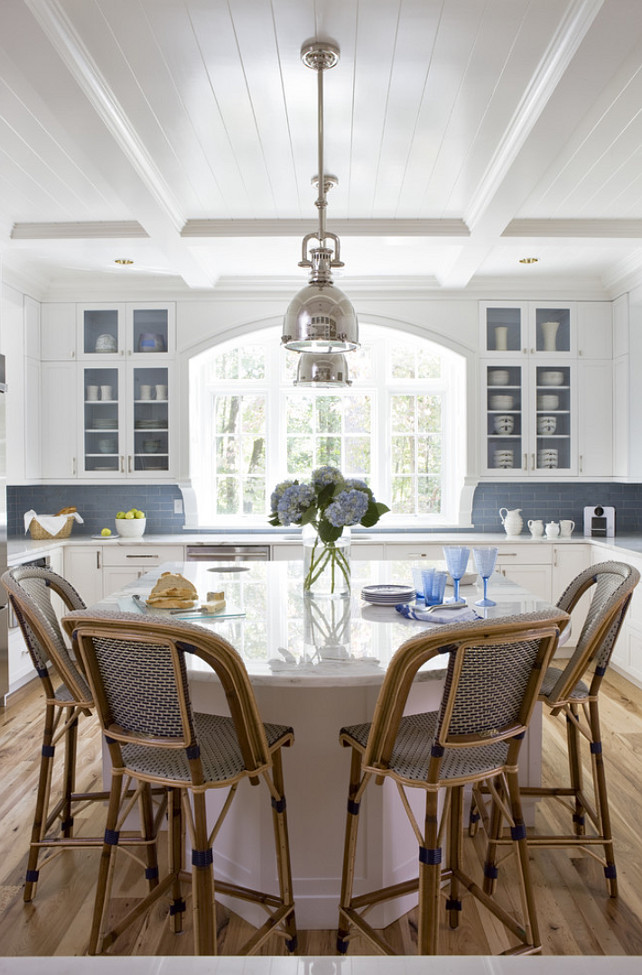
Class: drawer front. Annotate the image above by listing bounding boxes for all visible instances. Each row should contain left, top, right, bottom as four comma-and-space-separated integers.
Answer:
495, 544, 552, 565
101, 544, 184, 567
383, 543, 445, 561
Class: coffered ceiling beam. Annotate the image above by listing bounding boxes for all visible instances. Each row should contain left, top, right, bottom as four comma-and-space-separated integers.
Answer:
181, 219, 470, 238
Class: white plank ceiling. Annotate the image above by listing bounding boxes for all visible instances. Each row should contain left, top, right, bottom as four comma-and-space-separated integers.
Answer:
1, 0, 642, 297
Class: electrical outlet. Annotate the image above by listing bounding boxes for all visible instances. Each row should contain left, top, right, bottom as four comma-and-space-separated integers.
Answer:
174, 499, 183, 514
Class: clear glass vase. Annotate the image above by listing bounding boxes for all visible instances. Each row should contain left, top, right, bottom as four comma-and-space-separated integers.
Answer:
302, 524, 351, 597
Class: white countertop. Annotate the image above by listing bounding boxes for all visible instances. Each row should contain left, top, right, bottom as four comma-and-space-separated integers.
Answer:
8, 529, 640, 566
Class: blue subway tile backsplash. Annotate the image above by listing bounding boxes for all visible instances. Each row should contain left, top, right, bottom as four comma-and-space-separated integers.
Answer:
8, 483, 185, 538
8, 481, 642, 539
470, 482, 642, 534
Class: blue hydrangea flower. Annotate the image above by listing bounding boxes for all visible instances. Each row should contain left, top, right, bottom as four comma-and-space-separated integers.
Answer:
325, 489, 369, 527
277, 483, 316, 526
311, 466, 344, 491
270, 479, 296, 515
344, 478, 371, 495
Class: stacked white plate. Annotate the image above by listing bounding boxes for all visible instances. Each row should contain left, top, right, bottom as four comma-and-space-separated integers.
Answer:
361, 584, 415, 605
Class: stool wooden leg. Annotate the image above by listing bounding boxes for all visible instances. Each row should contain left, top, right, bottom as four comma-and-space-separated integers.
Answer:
505, 768, 540, 952
190, 791, 216, 955
138, 782, 160, 893
89, 771, 124, 955
447, 786, 463, 929
269, 747, 298, 951
168, 788, 185, 933
417, 789, 441, 955
566, 705, 586, 836
588, 701, 618, 896
483, 779, 505, 895
24, 701, 57, 902
61, 712, 79, 838
337, 747, 365, 954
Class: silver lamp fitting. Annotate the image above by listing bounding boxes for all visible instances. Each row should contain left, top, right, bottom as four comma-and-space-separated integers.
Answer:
282, 41, 359, 360
294, 351, 351, 387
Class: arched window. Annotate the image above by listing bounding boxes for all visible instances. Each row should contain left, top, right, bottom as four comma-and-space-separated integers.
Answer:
188, 323, 466, 527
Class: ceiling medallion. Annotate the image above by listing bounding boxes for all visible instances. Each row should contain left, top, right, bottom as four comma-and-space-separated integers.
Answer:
282, 41, 358, 387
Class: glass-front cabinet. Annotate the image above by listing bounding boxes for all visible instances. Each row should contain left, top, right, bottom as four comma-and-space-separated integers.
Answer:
77, 303, 174, 358
482, 360, 576, 476
481, 302, 575, 356
81, 364, 174, 477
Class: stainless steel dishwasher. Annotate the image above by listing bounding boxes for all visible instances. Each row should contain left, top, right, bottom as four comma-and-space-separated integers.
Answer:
185, 543, 270, 563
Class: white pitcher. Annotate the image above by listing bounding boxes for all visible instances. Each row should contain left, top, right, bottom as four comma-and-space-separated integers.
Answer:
545, 521, 560, 539
560, 519, 575, 537
499, 508, 523, 537
528, 519, 544, 538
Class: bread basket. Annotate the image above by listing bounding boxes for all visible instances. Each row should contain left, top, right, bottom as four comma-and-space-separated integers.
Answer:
29, 515, 76, 540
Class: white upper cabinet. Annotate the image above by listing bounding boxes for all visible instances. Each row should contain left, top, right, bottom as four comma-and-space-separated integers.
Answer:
480, 301, 576, 357
76, 302, 175, 358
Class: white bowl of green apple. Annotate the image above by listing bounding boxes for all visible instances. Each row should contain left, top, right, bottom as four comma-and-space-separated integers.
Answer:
115, 509, 146, 537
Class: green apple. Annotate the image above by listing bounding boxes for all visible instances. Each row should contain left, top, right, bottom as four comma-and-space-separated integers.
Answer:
124, 512, 135, 519
134, 510, 145, 519
116, 511, 126, 519
100, 527, 112, 536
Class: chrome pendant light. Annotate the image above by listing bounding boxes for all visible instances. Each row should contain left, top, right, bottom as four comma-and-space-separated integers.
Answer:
282, 42, 359, 365
294, 351, 351, 387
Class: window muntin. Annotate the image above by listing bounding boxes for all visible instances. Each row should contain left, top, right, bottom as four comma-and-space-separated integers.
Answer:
189, 323, 465, 526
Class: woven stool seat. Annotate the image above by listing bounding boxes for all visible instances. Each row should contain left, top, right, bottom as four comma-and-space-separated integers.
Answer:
63, 609, 298, 957
336, 610, 567, 956
538, 665, 589, 701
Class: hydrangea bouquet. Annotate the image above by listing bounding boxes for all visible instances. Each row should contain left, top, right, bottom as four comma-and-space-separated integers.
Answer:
269, 466, 389, 593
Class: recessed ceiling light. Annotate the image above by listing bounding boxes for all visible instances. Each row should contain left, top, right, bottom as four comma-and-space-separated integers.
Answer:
114, 258, 134, 265
519, 257, 539, 264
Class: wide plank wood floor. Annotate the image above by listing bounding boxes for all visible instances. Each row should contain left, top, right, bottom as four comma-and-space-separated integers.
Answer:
1, 670, 642, 956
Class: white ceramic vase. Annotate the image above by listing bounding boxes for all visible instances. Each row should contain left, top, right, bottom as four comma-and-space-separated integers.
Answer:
499, 507, 523, 536
541, 320, 559, 352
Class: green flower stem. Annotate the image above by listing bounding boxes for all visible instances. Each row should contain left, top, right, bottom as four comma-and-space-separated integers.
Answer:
304, 532, 351, 594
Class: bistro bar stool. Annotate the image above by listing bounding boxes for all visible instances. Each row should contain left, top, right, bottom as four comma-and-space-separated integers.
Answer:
336, 610, 567, 956
2, 566, 163, 903
63, 609, 298, 956
473, 560, 639, 898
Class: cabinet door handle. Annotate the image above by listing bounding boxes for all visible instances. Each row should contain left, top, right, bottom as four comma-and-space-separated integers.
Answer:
126, 554, 159, 559
523, 453, 527, 470
128, 455, 132, 473
96, 551, 101, 570
120, 455, 125, 473
579, 454, 583, 473
72, 456, 76, 476
553, 547, 559, 568
531, 453, 535, 470
71, 350, 75, 358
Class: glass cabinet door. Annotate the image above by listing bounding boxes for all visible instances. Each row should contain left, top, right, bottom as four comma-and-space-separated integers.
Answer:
83, 367, 121, 474
132, 366, 169, 473
532, 306, 572, 354
534, 364, 572, 472
482, 304, 523, 354
79, 305, 122, 356
485, 363, 523, 473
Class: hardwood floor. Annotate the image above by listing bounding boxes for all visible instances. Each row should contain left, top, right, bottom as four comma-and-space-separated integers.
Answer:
2, 670, 642, 956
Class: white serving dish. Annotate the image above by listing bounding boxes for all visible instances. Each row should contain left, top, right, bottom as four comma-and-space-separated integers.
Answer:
488, 369, 510, 386
537, 394, 559, 410
115, 517, 146, 538
490, 395, 513, 410
539, 371, 564, 386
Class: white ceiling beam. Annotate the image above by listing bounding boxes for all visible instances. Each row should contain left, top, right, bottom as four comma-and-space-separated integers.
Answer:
503, 218, 642, 238
181, 218, 470, 238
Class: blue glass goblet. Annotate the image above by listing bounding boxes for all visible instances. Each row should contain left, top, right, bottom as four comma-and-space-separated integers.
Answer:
472, 547, 498, 606
442, 546, 470, 604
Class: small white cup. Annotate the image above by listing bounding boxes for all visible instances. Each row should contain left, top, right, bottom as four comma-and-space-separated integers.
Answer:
140, 385, 153, 400
100, 385, 112, 401
560, 519, 575, 537
155, 384, 167, 400
528, 519, 544, 538
86, 385, 99, 401
545, 521, 560, 539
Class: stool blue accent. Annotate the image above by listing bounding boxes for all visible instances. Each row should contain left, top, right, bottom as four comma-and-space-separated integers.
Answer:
286, 935, 298, 952
510, 823, 527, 841
26, 869, 39, 883
61, 817, 74, 832
590, 741, 602, 754
42, 744, 55, 758
337, 937, 349, 954
145, 866, 159, 880
104, 828, 120, 846
169, 898, 186, 916
192, 847, 213, 868
272, 796, 286, 814
484, 863, 499, 879
347, 799, 360, 815
186, 743, 200, 760
419, 846, 442, 865
446, 898, 462, 911
604, 864, 617, 879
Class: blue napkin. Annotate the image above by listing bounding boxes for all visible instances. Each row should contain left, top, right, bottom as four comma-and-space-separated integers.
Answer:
395, 603, 480, 624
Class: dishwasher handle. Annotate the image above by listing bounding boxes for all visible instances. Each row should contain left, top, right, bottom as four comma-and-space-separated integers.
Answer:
185, 545, 270, 562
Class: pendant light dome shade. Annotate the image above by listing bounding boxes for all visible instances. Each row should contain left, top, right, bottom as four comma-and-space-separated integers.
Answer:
294, 351, 351, 386
283, 248, 358, 352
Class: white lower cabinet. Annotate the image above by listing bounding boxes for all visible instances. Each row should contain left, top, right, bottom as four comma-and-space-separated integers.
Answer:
101, 545, 184, 592
64, 546, 105, 606
495, 544, 552, 602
